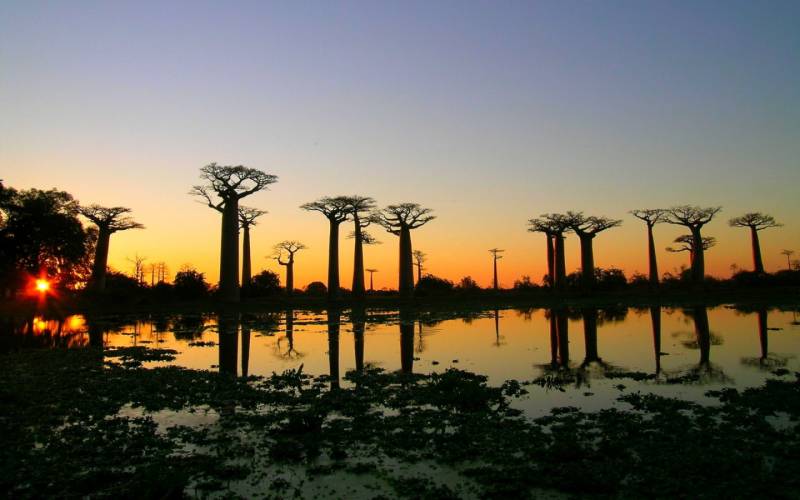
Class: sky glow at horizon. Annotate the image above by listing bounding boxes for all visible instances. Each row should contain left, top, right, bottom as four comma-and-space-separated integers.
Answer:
1, 1, 798, 288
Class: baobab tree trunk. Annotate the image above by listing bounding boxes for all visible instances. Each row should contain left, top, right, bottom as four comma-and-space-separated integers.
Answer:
90, 227, 112, 292
750, 227, 764, 273
352, 218, 365, 299
328, 220, 341, 299
416, 262, 422, 284
398, 226, 414, 298
241, 226, 252, 291
546, 235, 555, 288
650, 306, 661, 374
579, 234, 596, 289
582, 308, 599, 364
219, 200, 240, 302
286, 261, 294, 296
647, 224, 659, 287
554, 235, 567, 290
690, 228, 705, 285
493, 257, 499, 291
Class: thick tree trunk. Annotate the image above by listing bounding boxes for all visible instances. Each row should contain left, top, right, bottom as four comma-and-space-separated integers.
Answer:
757, 309, 768, 362
241, 226, 252, 291
327, 309, 340, 389
750, 227, 764, 273
416, 262, 422, 284
650, 306, 661, 374
369, 272, 374, 291
554, 234, 566, 290
219, 200, 240, 302
647, 224, 659, 288
286, 261, 294, 296
579, 234, 595, 289
546, 234, 555, 288
582, 308, 599, 364
90, 228, 111, 292
327, 220, 340, 299
398, 226, 414, 298
690, 227, 705, 285
493, 258, 499, 291
400, 308, 414, 373
693, 307, 710, 366
352, 217, 366, 299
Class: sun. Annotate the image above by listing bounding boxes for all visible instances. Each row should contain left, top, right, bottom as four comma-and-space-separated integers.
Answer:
35, 279, 50, 292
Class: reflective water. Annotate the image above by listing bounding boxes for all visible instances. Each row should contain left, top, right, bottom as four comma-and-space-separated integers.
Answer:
3, 305, 799, 415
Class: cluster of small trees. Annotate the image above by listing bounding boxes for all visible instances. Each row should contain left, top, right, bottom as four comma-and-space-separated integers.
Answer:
527, 206, 783, 290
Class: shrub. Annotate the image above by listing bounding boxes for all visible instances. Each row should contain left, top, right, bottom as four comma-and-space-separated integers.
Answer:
415, 274, 454, 295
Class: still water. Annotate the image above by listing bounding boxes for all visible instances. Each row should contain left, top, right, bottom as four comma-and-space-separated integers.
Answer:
4, 306, 799, 415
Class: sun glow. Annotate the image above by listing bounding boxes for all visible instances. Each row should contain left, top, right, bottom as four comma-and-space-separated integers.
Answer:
35, 279, 50, 293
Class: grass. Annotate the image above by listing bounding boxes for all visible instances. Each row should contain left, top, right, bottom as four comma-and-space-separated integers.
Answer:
2, 346, 799, 498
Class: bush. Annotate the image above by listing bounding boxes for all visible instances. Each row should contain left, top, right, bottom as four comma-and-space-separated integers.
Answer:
456, 276, 481, 292
173, 268, 209, 299
247, 270, 281, 297
305, 281, 327, 296
415, 274, 454, 296
513, 275, 538, 291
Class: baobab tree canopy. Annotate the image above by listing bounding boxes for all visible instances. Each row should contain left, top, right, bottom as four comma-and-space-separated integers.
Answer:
666, 205, 722, 228
301, 196, 350, 298
564, 211, 623, 236
238, 206, 267, 228
630, 208, 668, 226
729, 212, 781, 230
667, 234, 717, 253
300, 196, 350, 222
78, 205, 144, 233
375, 203, 435, 297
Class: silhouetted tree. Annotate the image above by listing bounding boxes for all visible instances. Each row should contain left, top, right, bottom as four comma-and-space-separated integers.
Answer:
127, 254, 147, 284
374, 203, 435, 298
342, 196, 376, 299
782, 249, 795, 270
173, 267, 209, 299
488, 248, 504, 291
249, 269, 282, 296
667, 234, 716, 271
528, 214, 571, 290
666, 206, 721, 285
301, 196, 349, 299
728, 213, 781, 274
78, 205, 143, 292
273, 240, 306, 295
191, 163, 277, 302
565, 212, 622, 289
630, 208, 668, 288
412, 250, 427, 285
365, 268, 378, 291
238, 206, 267, 292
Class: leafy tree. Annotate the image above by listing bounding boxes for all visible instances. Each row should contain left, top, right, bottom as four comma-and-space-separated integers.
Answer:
728, 212, 781, 273
414, 274, 454, 295
527, 214, 571, 290
666, 206, 722, 285
272, 240, 306, 295
173, 267, 209, 299
305, 281, 328, 296
238, 206, 267, 292
78, 204, 143, 292
341, 195, 376, 299
249, 269, 282, 297
630, 209, 668, 288
301, 196, 349, 299
456, 276, 481, 291
374, 203, 435, 298
565, 211, 622, 289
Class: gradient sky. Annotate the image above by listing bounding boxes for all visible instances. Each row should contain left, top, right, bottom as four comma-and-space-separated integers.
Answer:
2, 1, 799, 289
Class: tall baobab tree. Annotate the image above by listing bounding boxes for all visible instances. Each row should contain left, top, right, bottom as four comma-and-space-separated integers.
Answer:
191, 163, 277, 302
301, 196, 349, 299
342, 196, 376, 299
273, 240, 306, 295
667, 234, 716, 271
412, 250, 427, 284
728, 213, 782, 274
565, 212, 623, 289
630, 209, 668, 288
238, 206, 267, 292
665, 206, 721, 285
527, 214, 571, 290
374, 203, 435, 298
366, 268, 378, 291
781, 249, 795, 270
488, 248, 504, 290
78, 205, 144, 292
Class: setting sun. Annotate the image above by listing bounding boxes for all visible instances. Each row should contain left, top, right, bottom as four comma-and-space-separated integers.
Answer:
35, 279, 50, 293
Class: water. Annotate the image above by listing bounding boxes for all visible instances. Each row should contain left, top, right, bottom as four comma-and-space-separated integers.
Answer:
3, 305, 799, 416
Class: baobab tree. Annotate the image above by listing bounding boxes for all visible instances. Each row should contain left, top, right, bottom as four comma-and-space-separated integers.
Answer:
366, 268, 378, 291
191, 163, 277, 302
781, 249, 795, 270
728, 213, 781, 274
630, 209, 668, 288
527, 214, 571, 290
238, 206, 267, 292
78, 205, 144, 292
273, 240, 306, 295
300, 196, 349, 299
412, 250, 427, 284
342, 196, 376, 299
374, 203, 435, 298
665, 205, 721, 285
667, 234, 716, 271
565, 212, 623, 289
488, 248, 504, 290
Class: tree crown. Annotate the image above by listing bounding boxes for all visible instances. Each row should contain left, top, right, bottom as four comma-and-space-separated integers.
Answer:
666, 205, 722, 228
190, 163, 277, 211
728, 212, 781, 230
238, 206, 267, 228
667, 234, 716, 253
79, 204, 144, 233
630, 208, 668, 226
374, 203, 435, 235
300, 196, 350, 223
564, 211, 622, 236
527, 213, 571, 235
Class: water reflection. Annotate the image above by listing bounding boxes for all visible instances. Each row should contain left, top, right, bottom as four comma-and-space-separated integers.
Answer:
328, 309, 340, 389
399, 307, 414, 374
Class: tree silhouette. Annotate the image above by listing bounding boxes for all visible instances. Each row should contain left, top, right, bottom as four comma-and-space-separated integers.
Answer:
527, 214, 571, 290
667, 234, 716, 271
781, 249, 795, 270
301, 196, 349, 299
565, 212, 622, 289
630, 209, 668, 288
237, 206, 267, 292
727, 213, 781, 274
190, 163, 277, 302
365, 268, 378, 291
273, 240, 306, 295
412, 250, 427, 285
488, 248, 504, 291
78, 205, 144, 292
342, 196, 376, 299
374, 203, 435, 298
665, 206, 721, 285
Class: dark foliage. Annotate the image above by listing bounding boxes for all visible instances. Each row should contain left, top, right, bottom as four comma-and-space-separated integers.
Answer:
246, 270, 282, 297
173, 268, 209, 299
414, 274, 455, 296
